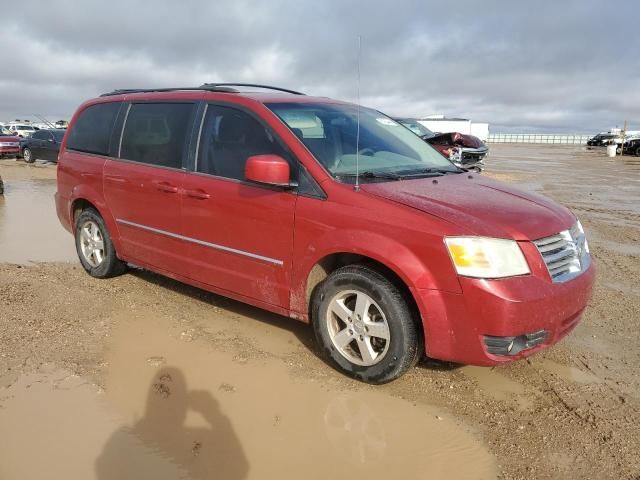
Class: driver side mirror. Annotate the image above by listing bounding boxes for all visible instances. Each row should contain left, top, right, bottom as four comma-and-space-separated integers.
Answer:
245, 155, 292, 187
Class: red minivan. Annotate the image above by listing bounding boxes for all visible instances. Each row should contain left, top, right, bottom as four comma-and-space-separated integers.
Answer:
55, 84, 595, 383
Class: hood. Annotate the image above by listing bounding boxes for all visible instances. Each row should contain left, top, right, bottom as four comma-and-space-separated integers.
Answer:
0, 134, 21, 142
427, 132, 485, 149
362, 174, 575, 240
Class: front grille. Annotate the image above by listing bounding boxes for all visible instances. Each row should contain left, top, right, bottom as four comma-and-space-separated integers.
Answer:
461, 152, 486, 161
534, 223, 590, 283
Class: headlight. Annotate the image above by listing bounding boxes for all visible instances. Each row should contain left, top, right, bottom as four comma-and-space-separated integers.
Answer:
444, 237, 530, 278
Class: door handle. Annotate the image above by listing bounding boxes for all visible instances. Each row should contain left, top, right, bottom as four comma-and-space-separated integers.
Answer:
184, 188, 210, 200
154, 181, 179, 193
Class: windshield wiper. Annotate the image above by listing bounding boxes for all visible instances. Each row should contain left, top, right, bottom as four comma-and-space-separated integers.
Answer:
338, 171, 402, 181
399, 168, 461, 178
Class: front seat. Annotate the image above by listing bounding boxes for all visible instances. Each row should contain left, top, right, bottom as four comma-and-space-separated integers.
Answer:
211, 114, 249, 180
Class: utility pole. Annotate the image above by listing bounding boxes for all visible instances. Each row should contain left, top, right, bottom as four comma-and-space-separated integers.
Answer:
620, 120, 627, 156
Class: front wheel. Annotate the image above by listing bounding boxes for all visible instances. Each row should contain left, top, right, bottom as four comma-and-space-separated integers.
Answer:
75, 208, 127, 278
22, 148, 34, 163
312, 265, 422, 384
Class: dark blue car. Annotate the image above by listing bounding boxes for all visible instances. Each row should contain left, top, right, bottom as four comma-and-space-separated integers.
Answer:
21, 129, 66, 163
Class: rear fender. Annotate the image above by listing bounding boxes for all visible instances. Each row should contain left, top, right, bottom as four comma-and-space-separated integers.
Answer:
69, 185, 123, 253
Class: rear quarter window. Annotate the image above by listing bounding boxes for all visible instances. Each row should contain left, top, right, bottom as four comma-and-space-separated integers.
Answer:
67, 102, 121, 156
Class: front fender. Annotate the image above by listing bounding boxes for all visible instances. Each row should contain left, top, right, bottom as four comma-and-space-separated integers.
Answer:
290, 227, 461, 317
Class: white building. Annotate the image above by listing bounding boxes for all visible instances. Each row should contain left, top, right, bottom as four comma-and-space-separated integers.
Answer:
418, 115, 489, 142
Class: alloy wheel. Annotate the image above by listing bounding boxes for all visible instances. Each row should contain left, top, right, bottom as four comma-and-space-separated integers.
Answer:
79, 220, 105, 267
326, 290, 391, 366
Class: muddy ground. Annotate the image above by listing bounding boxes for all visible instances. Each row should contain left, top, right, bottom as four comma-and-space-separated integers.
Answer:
0, 145, 638, 479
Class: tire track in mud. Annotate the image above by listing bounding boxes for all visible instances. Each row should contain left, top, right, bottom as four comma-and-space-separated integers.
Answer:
528, 357, 640, 477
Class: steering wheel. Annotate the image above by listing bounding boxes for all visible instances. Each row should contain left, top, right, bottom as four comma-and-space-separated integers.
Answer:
357, 148, 375, 156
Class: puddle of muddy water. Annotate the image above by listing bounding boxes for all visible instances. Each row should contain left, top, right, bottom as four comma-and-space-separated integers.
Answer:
535, 359, 601, 385
460, 366, 534, 410
0, 368, 190, 480
0, 178, 77, 264
0, 313, 497, 480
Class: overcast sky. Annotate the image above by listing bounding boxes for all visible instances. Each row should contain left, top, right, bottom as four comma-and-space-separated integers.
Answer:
0, 0, 637, 133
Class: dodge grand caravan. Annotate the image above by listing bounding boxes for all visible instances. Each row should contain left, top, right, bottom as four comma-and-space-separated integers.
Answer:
56, 83, 595, 383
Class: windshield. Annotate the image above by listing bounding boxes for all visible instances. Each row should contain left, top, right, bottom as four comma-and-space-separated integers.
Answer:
398, 119, 434, 138
266, 102, 457, 179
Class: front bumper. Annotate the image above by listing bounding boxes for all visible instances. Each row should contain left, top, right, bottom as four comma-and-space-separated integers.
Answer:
0, 146, 20, 154
452, 146, 488, 171
460, 146, 488, 160
413, 261, 595, 365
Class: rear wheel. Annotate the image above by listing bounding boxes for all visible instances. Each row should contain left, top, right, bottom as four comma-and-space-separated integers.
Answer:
312, 265, 422, 384
74, 208, 127, 278
22, 148, 34, 163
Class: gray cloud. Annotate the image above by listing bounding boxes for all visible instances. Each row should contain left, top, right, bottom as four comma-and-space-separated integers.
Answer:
1, 0, 637, 132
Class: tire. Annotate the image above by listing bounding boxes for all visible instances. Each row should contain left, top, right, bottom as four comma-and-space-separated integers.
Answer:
22, 148, 34, 163
74, 208, 127, 278
635, 146, 640, 157
311, 265, 422, 384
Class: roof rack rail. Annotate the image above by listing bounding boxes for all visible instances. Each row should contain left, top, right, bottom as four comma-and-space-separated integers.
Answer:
200, 83, 305, 95
100, 83, 304, 97
100, 86, 238, 97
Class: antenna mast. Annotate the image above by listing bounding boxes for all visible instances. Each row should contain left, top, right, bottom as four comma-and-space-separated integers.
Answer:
34, 114, 55, 129
354, 35, 362, 192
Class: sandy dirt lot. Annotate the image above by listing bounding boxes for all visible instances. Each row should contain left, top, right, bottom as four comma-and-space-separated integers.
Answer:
0, 145, 638, 479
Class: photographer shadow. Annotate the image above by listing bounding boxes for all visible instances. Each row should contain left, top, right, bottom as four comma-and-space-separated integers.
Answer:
96, 367, 248, 480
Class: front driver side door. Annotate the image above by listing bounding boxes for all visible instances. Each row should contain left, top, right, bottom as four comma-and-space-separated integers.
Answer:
28, 131, 45, 159
40, 131, 58, 162
181, 104, 297, 308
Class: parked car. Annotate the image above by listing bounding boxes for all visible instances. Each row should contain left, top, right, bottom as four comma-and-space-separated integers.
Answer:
7, 124, 39, 138
20, 128, 66, 163
395, 118, 488, 172
0, 130, 21, 158
586, 133, 618, 147
621, 137, 640, 156
56, 84, 595, 383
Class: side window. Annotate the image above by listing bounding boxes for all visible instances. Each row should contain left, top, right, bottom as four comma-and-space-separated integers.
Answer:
197, 105, 293, 181
32, 131, 45, 140
67, 102, 121, 155
120, 103, 195, 169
